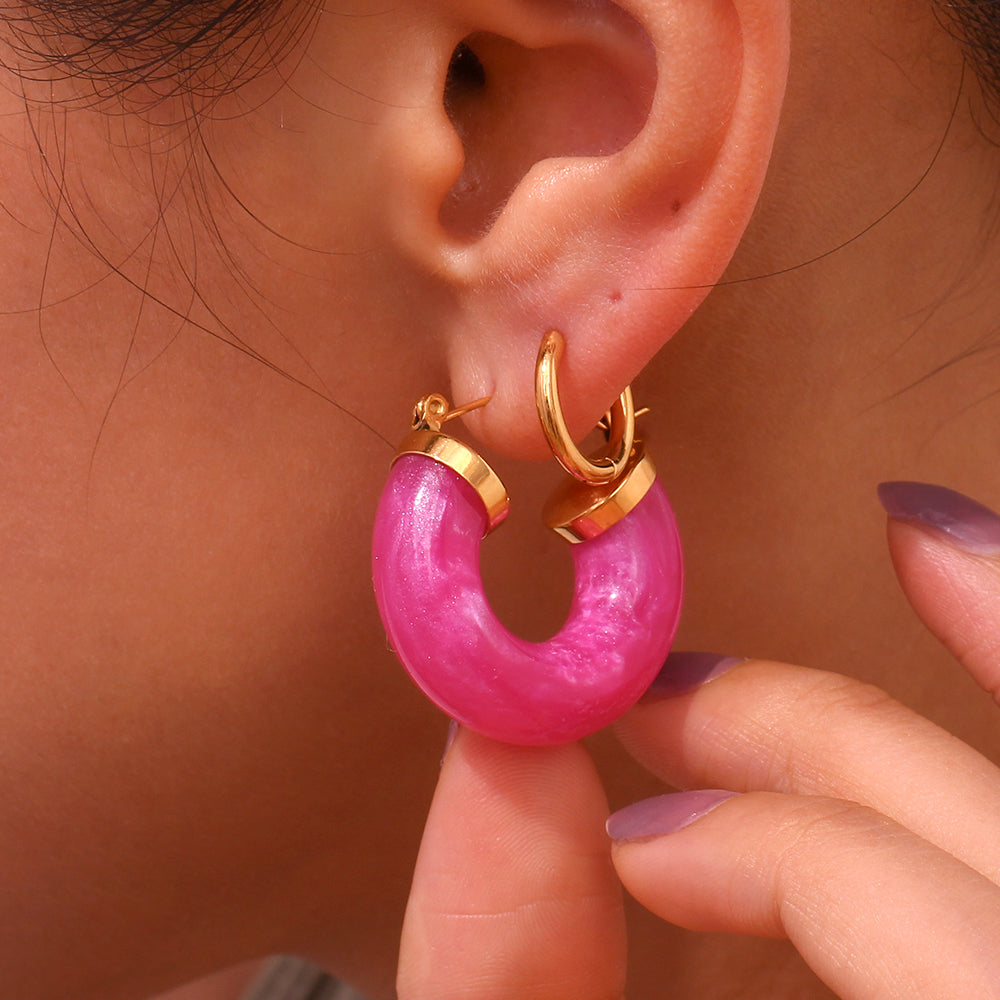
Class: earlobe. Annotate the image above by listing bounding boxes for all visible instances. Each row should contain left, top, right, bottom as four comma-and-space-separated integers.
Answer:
383, 0, 790, 458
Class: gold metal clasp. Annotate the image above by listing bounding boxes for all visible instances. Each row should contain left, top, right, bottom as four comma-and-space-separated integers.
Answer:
396, 393, 509, 535
412, 394, 492, 434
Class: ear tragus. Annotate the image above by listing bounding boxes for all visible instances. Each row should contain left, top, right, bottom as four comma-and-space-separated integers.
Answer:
440, 19, 655, 240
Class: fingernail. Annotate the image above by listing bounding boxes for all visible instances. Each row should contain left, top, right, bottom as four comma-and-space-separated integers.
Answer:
878, 482, 1000, 556
642, 652, 743, 701
607, 790, 738, 842
441, 719, 459, 766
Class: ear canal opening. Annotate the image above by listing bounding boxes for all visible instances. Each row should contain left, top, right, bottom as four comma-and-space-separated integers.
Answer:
440, 26, 655, 241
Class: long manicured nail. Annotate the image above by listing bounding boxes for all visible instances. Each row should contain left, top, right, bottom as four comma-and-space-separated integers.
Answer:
441, 719, 460, 766
642, 652, 743, 701
878, 482, 1000, 556
607, 790, 738, 842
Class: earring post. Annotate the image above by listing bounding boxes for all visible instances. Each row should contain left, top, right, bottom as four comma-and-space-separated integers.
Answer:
441, 396, 492, 423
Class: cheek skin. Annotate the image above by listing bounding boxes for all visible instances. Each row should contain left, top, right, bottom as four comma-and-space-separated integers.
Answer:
0, 33, 449, 1000
0, 313, 447, 997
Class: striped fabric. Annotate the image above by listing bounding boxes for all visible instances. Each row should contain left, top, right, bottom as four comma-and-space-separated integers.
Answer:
242, 957, 369, 1000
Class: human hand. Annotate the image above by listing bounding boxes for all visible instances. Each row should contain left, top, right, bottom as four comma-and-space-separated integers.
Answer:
610, 481, 1000, 998
398, 482, 1000, 999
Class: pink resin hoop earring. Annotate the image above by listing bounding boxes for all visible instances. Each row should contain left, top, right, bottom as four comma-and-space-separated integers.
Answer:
371, 332, 683, 746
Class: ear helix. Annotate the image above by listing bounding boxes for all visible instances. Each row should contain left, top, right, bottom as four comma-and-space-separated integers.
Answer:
371, 331, 683, 746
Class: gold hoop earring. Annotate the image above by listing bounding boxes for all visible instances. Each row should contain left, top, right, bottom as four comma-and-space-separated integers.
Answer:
536, 331, 657, 543
535, 330, 635, 484
371, 330, 684, 746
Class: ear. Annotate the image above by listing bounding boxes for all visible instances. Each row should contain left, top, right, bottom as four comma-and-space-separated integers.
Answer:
382, 0, 790, 457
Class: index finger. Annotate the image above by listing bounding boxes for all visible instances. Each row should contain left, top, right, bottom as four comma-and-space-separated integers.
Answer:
397, 727, 626, 1000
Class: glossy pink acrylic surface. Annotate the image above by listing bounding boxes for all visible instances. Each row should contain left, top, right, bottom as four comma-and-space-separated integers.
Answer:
372, 455, 683, 745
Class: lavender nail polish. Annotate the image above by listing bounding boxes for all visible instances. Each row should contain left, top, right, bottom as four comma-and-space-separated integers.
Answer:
878, 481, 1000, 556
441, 718, 460, 766
642, 652, 742, 701
607, 790, 738, 842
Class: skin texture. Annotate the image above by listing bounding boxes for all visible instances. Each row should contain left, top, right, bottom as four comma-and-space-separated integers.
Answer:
2, 0, 1000, 997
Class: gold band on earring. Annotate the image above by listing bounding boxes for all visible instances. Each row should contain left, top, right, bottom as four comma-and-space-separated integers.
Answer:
394, 393, 510, 534
536, 331, 656, 543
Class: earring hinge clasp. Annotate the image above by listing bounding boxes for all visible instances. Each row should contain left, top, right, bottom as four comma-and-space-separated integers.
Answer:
397, 393, 509, 535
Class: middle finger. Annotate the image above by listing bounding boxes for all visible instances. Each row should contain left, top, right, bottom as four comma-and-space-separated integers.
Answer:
615, 657, 1000, 882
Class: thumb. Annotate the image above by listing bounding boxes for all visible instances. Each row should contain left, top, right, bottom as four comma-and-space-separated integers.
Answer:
397, 727, 626, 1000
879, 480, 1000, 701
